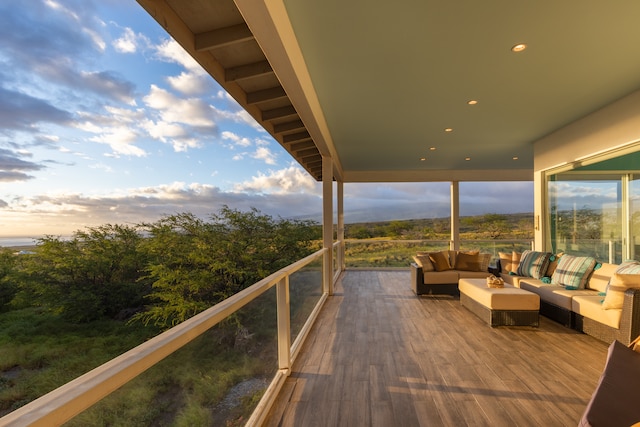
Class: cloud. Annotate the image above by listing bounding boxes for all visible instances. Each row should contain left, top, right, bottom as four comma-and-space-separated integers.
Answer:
0, 181, 323, 236
253, 146, 277, 165
234, 165, 319, 194
222, 131, 252, 148
167, 72, 214, 96
113, 27, 138, 53
0, 87, 72, 131
0, 147, 45, 182
141, 84, 218, 151
154, 39, 204, 73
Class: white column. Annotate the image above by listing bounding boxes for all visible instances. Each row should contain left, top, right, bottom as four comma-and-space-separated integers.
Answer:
337, 181, 345, 271
533, 170, 544, 251
322, 155, 333, 295
450, 181, 460, 250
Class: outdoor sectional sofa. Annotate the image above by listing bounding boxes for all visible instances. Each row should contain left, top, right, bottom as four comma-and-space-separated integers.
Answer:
498, 251, 640, 345
411, 250, 493, 296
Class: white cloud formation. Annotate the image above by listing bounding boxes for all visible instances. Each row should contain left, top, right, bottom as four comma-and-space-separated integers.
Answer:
234, 165, 318, 195
222, 131, 251, 148
113, 27, 138, 53
155, 39, 204, 73
253, 146, 276, 165
167, 71, 211, 96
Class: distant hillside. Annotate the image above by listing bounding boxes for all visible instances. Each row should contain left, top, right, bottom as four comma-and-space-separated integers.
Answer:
344, 212, 534, 240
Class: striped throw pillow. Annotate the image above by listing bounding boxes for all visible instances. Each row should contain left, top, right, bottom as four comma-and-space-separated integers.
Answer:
516, 250, 551, 279
551, 255, 597, 289
615, 260, 640, 275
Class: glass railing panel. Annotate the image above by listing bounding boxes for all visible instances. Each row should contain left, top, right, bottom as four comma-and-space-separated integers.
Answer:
64, 286, 279, 427
289, 260, 323, 344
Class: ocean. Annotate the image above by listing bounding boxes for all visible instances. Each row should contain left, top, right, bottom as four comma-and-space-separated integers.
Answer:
0, 237, 39, 248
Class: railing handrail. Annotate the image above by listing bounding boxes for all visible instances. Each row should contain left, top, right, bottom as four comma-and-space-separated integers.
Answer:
0, 248, 327, 427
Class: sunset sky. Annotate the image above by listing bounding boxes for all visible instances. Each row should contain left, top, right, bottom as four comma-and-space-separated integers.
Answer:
0, 0, 538, 240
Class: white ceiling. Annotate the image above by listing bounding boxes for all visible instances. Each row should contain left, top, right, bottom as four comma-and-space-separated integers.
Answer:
280, 0, 640, 180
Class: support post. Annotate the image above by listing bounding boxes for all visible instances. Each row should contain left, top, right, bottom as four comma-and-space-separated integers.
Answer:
276, 277, 291, 374
322, 156, 333, 295
337, 181, 345, 272
450, 181, 460, 251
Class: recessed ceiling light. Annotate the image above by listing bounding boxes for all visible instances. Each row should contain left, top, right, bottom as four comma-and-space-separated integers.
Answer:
465, 157, 471, 161
444, 128, 453, 132
420, 157, 426, 161
430, 147, 436, 151
512, 156, 519, 160
511, 43, 527, 52
467, 100, 478, 105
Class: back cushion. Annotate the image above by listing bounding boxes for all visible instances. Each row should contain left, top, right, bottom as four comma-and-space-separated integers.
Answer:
499, 252, 515, 273
455, 252, 481, 271
429, 251, 452, 271
516, 250, 551, 279
551, 255, 597, 289
588, 263, 619, 293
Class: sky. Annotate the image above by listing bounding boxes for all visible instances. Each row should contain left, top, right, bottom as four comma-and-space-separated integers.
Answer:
0, 0, 536, 239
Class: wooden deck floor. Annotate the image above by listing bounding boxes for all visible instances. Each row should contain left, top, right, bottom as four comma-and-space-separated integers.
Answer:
264, 270, 609, 427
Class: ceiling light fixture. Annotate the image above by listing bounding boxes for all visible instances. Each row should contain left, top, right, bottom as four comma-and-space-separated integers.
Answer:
511, 43, 527, 52
465, 157, 471, 161
420, 157, 426, 161
467, 100, 478, 105
430, 147, 436, 151
444, 128, 453, 132
512, 156, 519, 160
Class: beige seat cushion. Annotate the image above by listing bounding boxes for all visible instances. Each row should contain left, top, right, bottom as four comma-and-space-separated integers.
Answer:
458, 279, 539, 311
572, 295, 622, 329
423, 270, 459, 284
527, 284, 597, 310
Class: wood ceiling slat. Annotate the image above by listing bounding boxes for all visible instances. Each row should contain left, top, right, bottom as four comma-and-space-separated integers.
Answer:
283, 131, 310, 143
288, 140, 315, 151
297, 147, 319, 158
194, 23, 254, 51
262, 105, 297, 121
246, 86, 287, 104
274, 120, 305, 134
225, 60, 273, 82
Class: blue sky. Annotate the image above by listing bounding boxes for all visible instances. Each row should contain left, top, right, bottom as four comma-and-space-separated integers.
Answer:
0, 0, 535, 238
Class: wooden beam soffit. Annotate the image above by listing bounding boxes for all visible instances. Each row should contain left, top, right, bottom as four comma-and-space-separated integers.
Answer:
225, 60, 273, 82
274, 119, 305, 134
288, 139, 315, 151
262, 105, 297, 121
194, 23, 254, 51
246, 86, 287, 104
282, 131, 310, 144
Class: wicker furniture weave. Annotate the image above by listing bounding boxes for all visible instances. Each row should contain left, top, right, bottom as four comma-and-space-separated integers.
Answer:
460, 293, 540, 327
459, 279, 540, 327
574, 288, 640, 345
410, 262, 459, 296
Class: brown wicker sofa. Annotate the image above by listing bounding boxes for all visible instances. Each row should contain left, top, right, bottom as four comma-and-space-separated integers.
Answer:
498, 251, 640, 345
411, 250, 493, 296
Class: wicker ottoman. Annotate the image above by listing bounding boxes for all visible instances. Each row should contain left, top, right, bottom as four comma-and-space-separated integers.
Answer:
458, 278, 540, 327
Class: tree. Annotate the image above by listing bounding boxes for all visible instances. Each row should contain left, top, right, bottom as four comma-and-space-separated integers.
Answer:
134, 207, 320, 328
0, 248, 18, 312
481, 213, 509, 239
16, 224, 148, 322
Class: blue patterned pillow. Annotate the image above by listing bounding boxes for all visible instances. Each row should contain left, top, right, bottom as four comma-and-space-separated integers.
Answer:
516, 250, 551, 279
551, 255, 597, 289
